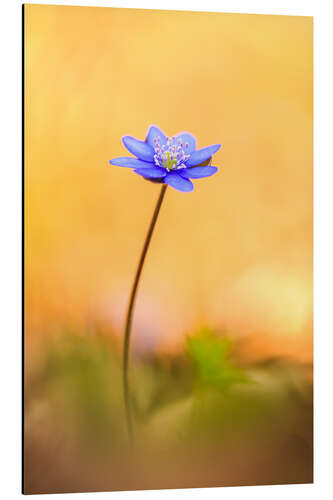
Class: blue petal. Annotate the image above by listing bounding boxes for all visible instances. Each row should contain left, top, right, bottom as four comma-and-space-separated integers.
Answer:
146, 125, 167, 148
164, 172, 194, 192
122, 136, 155, 162
109, 157, 154, 168
134, 166, 167, 178
180, 166, 218, 179
175, 132, 197, 153
187, 144, 221, 166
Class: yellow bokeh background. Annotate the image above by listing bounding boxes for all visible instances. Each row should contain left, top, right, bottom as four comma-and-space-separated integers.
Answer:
25, 5, 313, 361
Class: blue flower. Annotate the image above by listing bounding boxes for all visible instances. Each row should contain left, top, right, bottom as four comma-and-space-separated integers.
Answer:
109, 125, 222, 193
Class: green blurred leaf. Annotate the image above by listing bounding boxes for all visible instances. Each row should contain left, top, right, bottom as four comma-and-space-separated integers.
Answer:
186, 327, 249, 392
38, 333, 125, 451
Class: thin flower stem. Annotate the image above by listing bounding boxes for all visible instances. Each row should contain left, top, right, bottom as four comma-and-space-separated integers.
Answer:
123, 184, 168, 443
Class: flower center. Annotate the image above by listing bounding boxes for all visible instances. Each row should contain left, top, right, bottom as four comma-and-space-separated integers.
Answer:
152, 136, 191, 171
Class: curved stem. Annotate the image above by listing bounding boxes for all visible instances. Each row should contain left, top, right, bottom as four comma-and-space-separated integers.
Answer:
123, 184, 167, 443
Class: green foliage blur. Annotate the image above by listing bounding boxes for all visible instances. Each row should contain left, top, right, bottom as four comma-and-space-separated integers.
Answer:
186, 327, 249, 391
25, 328, 313, 493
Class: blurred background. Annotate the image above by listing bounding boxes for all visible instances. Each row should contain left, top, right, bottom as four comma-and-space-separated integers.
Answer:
24, 5, 313, 494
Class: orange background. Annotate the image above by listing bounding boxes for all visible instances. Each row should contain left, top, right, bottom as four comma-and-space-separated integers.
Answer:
25, 5, 313, 360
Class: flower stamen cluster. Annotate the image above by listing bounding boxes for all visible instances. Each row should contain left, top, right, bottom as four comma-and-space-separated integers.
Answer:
153, 136, 190, 171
